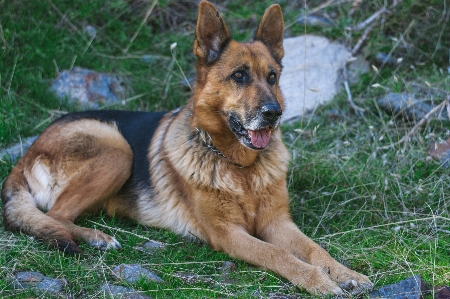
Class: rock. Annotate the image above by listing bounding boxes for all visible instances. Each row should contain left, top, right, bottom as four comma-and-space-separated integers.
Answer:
112, 264, 164, 284
12, 271, 67, 294
173, 272, 214, 285
435, 286, 450, 299
268, 293, 301, 299
50, 67, 128, 108
100, 283, 152, 299
377, 92, 446, 122
369, 275, 426, 299
297, 15, 333, 27
428, 137, 450, 168
375, 52, 397, 65
142, 240, 166, 251
0, 136, 37, 161
84, 25, 97, 38
220, 261, 236, 276
280, 35, 361, 122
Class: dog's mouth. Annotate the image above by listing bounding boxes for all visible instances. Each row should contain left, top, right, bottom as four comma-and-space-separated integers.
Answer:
228, 114, 274, 150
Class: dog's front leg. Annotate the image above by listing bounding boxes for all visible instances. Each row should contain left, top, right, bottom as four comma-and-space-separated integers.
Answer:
207, 225, 344, 296
258, 214, 373, 294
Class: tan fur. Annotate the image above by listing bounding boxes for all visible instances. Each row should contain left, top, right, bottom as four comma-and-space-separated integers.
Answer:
1, 1, 373, 295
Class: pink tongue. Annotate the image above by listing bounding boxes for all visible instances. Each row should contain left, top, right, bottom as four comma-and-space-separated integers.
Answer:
249, 129, 272, 148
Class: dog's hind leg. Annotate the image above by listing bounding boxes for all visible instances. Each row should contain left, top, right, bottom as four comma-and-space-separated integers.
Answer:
45, 141, 133, 251
2, 120, 133, 252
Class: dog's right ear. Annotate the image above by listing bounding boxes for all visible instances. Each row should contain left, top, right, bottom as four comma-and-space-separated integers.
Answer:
194, 0, 231, 64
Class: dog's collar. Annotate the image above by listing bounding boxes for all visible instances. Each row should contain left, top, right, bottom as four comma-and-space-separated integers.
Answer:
195, 127, 245, 168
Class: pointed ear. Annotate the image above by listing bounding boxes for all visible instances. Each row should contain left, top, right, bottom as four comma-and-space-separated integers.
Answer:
194, 1, 231, 64
255, 4, 284, 63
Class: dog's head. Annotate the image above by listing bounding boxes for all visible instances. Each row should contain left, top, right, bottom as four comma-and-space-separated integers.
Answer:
192, 1, 284, 151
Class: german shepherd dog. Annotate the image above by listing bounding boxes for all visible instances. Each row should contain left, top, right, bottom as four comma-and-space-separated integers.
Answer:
2, 1, 372, 295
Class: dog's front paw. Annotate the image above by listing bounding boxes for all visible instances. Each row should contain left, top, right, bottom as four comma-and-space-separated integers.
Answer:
330, 265, 373, 295
297, 266, 344, 296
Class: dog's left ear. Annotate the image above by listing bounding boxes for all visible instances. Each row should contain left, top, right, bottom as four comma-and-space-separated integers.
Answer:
194, 1, 231, 64
255, 4, 284, 63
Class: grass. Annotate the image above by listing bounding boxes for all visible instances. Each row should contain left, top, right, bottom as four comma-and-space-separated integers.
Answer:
1, 0, 450, 298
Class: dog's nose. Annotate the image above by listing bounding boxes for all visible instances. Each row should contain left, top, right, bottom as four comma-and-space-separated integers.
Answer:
261, 103, 282, 121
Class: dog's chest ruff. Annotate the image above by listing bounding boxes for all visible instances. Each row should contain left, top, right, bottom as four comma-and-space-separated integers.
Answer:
138, 106, 290, 239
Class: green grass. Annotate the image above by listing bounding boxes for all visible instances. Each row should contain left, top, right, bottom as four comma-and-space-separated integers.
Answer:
1, 0, 450, 298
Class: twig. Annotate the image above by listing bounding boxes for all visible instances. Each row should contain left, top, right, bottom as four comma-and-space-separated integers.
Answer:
377, 99, 449, 151
100, 92, 150, 109
369, 19, 415, 85
48, 0, 99, 54
170, 43, 192, 91
318, 215, 450, 239
343, 64, 365, 115
348, 0, 403, 31
285, 0, 344, 30
7, 55, 18, 95
351, 22, 375, 56
123, 0, 158, 54
0, 24, 10, 50
87, 219, 166, 246
347, 7, 389, 31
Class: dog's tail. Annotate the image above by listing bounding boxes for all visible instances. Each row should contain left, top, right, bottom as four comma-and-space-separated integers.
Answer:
1, 160, 81, 253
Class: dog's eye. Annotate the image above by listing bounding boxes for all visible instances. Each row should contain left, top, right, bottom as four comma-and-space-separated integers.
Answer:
232, 71, 248, 83
268, 72, 277, 85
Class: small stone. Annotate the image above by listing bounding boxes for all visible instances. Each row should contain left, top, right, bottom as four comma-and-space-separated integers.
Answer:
221, 261, 236, 276
297, 15, 333, 27
0, 136, 38, 161
268, 292, 301, 299
428, 138, 450, 168
435, 286, 450, 299
112, 264, 164, 284
13, 271, 67, 294
369, 275, 426, 299
100, 283, 152, 299
142, 240, 166, 251
377, 92, 445, 122
50, 67, 128, 108
173, 272, 214, 285
84, 25, 97, 37
375, 52, 397, 65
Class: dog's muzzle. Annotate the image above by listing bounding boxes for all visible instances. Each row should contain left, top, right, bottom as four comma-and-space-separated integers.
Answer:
228, 103, 282, 150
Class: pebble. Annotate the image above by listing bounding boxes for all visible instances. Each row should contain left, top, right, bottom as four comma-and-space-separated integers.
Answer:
50, 67, 128, 108
428, 137, 450, 168
12, 271, 67, 294
377, 92, 446, 122
100, 283, 152, 299
112, 264, 164, 284
297, 15, 333, 27
435, 286, 450, 299
369, 275, 426, 299
0, 136, 37, 161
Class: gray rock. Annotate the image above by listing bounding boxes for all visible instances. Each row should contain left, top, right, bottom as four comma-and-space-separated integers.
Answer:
221, 261, 236, 276
100, 283, 152, 299
12, 271, 67, 294
50, 67, 128, 108
435, 286, 450, 299
377, 92, 446, 121
428, 137, 450, 168
280, 35, 360, 122
173, 272, 214, 285
375, 52, 397, 65
297, 15, 333, 27
0, 136, 37, 161
112, 264, 164, 284
369, 275, 426, 299
142, 240, 166, 251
